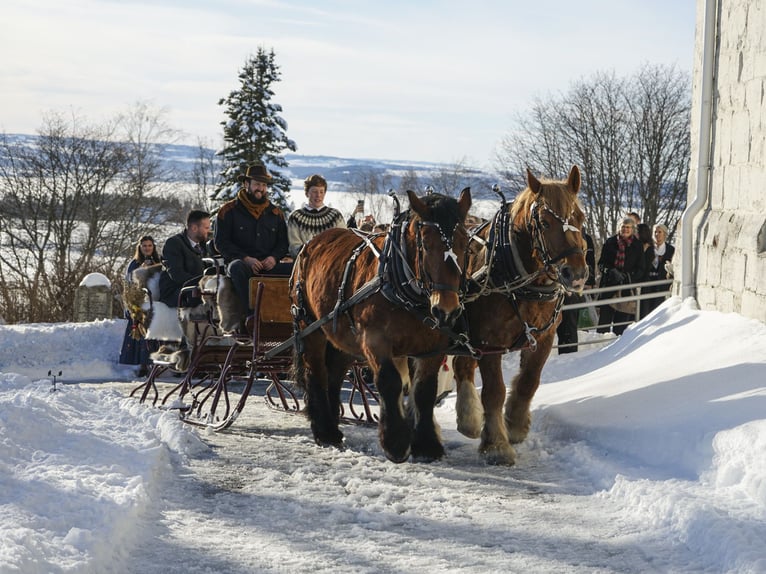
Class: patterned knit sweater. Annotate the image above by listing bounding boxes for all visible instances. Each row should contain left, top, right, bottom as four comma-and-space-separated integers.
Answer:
287, 206, 346, 257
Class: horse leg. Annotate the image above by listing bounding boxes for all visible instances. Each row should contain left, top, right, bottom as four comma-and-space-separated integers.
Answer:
409, 356, 446, 462
452, 356, 483, 439
325, 343, 354, 427
299, 333, 344, 447
374, 357, 412, 463
394, 357, 411, 396
477, 354, 516, 465
505, 331, 554, 443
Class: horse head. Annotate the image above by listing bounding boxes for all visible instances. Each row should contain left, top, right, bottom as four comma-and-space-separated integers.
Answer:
406, 187, 472, 327
512, 165, 588, 292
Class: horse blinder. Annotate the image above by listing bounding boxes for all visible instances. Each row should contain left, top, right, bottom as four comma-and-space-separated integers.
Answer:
529, 201, 584, 273
416, 220, 466, 295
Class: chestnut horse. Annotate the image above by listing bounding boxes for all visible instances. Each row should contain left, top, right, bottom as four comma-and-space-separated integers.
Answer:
291, 189, 471, 462
453, 166, 588, 465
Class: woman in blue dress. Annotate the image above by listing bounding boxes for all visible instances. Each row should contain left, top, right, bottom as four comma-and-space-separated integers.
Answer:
119, 235, 161, 375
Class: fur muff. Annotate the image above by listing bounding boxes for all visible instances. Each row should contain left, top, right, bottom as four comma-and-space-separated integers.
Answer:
215, 275, 246, 333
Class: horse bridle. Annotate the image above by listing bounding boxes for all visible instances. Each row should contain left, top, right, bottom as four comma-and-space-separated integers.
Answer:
413, 218, 466, 296
527, 200, 584, 280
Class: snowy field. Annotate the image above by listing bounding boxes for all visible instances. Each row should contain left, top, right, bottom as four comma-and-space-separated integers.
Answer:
1, 297, 765, 573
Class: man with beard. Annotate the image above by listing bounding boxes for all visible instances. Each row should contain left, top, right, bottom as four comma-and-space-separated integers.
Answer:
214, 164, 290, 315
159, 210, 212, 307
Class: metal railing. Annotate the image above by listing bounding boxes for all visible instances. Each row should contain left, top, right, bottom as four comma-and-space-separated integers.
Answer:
555, 278, 674, 351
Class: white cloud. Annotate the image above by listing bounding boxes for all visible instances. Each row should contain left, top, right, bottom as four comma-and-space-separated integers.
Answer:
0, 0, 697, 163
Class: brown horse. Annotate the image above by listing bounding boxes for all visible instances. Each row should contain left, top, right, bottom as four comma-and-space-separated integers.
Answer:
453, 166, 588, 465
291, 189, 472, 462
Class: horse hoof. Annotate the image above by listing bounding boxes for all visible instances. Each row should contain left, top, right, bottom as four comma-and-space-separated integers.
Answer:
506, 411, 531, 444
480, 444, 516, 466
383, 447, 411, 463
313, 429, 344, 448
411, 435, 445, 462
456, 421, 481, 439
411, 446, 445, 463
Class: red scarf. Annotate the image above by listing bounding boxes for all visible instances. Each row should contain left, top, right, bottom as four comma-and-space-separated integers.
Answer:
615, 235, 633, 269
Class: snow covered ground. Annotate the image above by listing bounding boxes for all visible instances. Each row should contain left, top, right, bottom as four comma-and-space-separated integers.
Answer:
1, 297, 765, 573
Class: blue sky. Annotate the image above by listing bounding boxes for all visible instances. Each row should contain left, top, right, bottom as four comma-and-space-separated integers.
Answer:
1, 0, 696, 165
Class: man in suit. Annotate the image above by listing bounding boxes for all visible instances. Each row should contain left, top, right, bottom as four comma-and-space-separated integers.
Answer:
159, 210, 212, 307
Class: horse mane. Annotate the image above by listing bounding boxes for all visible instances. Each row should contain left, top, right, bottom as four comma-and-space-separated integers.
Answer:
510, 175, 583, 227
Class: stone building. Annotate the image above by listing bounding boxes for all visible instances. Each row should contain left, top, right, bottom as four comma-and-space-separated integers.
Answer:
682, 0, 766, 321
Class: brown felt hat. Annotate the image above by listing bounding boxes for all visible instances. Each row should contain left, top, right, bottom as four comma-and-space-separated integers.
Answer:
237, 164, 272, 184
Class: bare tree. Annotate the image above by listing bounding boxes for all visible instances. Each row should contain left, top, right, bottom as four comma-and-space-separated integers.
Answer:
625, 64, 691, 239
495, 97, 570, 190
560, 71, 634, 244
111, 101, 184, 244
398, 169, 421, 195
187, 137, 222, 214
0, 104, 179, 323
424, 158, 494, 198
343, 169, 394, 224
495, 66, 690, 250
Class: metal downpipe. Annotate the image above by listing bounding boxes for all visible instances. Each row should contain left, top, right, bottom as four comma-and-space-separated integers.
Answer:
680, 0, 718, 300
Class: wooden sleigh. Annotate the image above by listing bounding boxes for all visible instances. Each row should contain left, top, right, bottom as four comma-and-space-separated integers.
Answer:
129, 274, 381, 431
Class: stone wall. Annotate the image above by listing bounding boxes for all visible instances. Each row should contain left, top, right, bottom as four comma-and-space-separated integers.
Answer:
685, 0, 766, 321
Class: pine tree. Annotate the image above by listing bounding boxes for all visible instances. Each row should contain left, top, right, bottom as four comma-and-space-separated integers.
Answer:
214, 48, 297, 211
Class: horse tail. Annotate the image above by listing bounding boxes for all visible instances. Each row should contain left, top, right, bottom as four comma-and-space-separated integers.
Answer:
290, 261, 308, 392
291, 346, 307, 392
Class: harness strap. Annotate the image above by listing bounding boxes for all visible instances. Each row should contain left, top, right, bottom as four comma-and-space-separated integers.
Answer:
332, 240, 368, 332
379, 215, 429, 310
279, 275, 383, 360
467, 206, 560, 302
349, 228, 382, 258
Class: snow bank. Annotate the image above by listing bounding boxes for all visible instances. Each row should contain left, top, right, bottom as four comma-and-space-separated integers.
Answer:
0, 375, 207, 572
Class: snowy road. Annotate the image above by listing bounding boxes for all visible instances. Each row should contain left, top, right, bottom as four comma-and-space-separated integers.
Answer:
96, 380, 705, 574
4, 303, 763, 572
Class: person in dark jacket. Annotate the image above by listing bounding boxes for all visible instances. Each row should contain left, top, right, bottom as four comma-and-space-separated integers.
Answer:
596, 217, 646, 335
214, 164, 291, 314
556, 228, 596, 353
159, 210, 212, 307
636, 223, 655, 319
641, 223, 676, 318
